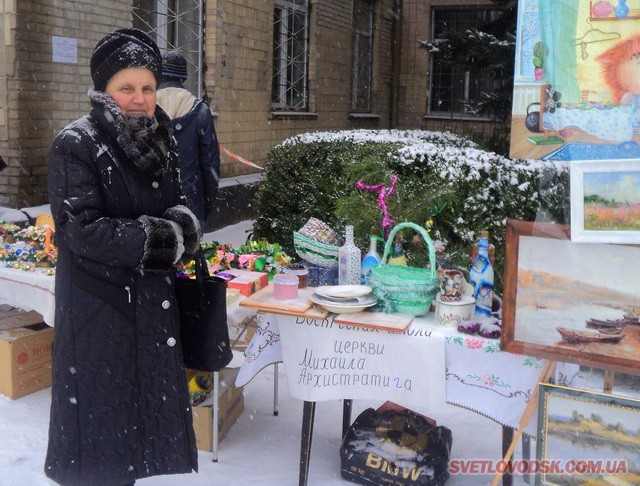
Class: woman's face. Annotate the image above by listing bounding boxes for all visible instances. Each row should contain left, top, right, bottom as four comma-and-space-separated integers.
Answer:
105, 67, 157, 117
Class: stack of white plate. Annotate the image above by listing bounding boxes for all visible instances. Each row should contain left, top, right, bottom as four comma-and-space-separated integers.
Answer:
310, 285, 377, 314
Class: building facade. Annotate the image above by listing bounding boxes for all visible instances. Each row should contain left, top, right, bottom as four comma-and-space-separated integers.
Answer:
0, 0, 496, 210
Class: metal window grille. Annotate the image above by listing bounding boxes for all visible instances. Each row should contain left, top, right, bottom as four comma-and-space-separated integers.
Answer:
351, 0, 373, 112
272, 0, 309, 111
429, 6, 503, 117
133, 0, 204, 98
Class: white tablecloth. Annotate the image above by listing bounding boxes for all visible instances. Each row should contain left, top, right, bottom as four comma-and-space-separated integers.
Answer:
445, 333, 578, 436
0, 266, 56, 325
237, 312, 445, 410
237, 311, 579, 435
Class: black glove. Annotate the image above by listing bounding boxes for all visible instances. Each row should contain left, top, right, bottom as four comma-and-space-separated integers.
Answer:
163, 205, 200, 263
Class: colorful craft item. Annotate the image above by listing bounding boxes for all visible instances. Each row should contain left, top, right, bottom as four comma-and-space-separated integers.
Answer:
298, 217, 339, 245
238, 253, 260, 270
253, 257, 266, 272
187, 371, 214, 406
273, 273, 299, 300
1, 227, 58, 268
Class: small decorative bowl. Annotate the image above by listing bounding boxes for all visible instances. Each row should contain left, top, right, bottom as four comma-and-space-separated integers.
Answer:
273, 274, 299, 300
435, 295, 475, 327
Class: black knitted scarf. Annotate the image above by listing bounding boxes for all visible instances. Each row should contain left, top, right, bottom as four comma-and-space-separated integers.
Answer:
88, 88, 173, 180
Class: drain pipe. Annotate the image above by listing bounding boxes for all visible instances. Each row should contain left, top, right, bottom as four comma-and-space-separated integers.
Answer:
390, 0, 402, 129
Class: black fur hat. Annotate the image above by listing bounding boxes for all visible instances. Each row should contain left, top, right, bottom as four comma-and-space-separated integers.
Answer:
90, 28, 162, 92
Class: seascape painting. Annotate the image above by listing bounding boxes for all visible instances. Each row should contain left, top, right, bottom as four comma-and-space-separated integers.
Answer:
570, 159, 640, 243
501, 220, 640, 372
537, 384, 640, 485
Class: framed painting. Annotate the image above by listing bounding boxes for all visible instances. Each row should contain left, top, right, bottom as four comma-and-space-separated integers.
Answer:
571, 159, 640, 243
510, 0, 640, 161
536, 383, 640, 485
501, 219, 640, 373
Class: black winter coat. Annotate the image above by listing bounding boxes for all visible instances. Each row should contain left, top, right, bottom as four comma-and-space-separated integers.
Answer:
45, 90, 198, 485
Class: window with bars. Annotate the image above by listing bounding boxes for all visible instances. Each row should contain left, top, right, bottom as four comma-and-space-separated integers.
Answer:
351, 0, 373, 112
133, 0, 204, 98
429, 6, 504, 118
272, 0, 309, 111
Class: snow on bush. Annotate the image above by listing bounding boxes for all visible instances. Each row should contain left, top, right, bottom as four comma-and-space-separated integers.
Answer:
253, 130, 568, 290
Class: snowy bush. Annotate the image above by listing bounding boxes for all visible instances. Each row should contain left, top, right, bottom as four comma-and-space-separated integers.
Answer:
252, 129, 568, 291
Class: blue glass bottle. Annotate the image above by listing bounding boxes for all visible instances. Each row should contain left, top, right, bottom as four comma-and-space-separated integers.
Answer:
469, 231, 494, 318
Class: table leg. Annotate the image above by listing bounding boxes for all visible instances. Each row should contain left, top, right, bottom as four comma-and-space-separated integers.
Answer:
342, 399, 353, 438
211, 370, 220, 463
299, 401, 316, 486
501, 426, 513, 486
273, 363, 279, 416
522, 435, 531, 484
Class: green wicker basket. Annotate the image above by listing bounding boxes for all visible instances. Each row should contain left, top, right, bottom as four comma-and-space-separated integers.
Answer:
293, 231, 340, 268
367, 222, 438, 316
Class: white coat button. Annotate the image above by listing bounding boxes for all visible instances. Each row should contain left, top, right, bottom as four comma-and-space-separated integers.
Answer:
175, 123, 182, 131
162, 300, 171, 309
167, 337, 176, 347
152, 181, 160, 189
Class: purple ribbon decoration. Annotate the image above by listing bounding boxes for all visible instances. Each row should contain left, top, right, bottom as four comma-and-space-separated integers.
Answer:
355, 175, 398, 238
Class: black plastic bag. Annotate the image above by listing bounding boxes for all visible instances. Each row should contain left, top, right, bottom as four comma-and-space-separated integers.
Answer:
176, 249, 233, 372
340, 407, 453, 486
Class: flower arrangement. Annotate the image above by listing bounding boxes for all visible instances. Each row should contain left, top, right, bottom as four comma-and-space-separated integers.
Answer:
202, 241, 236, 273
1, 239, 58, 270
177, 240, 291, 280
0, 222, 20, 242
1, 223, 58, 270
235, 239, 291, 278
13, 225, 47, 243
176, 241, 236, 279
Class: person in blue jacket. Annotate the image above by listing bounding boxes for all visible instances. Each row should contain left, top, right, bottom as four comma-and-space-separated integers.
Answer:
157, 51, 220, 232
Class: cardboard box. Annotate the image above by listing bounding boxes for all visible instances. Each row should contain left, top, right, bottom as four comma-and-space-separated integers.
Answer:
190, 367, 244, 452
0, 310, 54, 399
221, 269, 269, 297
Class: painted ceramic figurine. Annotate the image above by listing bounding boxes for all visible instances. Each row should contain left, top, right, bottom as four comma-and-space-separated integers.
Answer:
388, 237, 408, 266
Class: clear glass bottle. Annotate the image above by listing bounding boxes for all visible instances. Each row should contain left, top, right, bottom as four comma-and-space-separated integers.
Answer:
339, 225, 362, 285
469, 230, 494, 318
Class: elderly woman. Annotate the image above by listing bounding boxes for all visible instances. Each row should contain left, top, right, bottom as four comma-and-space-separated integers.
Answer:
45, 29, 199, 485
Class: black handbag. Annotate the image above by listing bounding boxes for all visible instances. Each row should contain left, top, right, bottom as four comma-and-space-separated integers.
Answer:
175, 249, 233, 372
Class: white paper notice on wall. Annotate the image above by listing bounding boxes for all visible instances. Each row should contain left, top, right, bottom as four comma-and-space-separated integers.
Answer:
52, 36, 78, 64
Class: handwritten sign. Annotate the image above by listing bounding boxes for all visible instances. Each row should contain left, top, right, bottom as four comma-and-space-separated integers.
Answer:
277, 314, 445, 408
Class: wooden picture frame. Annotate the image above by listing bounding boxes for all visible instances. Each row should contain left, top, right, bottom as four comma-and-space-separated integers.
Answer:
536, 383, 640, 485
501, 220, 640, 374
571, 159, 640, 244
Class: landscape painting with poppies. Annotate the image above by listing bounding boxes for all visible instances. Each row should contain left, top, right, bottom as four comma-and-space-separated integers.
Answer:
570, 159, 640, 243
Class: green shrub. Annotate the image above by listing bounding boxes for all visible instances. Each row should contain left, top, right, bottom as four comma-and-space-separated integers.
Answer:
252, 130, 568, 293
